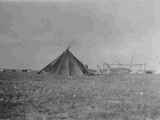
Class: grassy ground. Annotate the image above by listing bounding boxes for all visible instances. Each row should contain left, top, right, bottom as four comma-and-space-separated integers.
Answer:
1, 72, 160, 120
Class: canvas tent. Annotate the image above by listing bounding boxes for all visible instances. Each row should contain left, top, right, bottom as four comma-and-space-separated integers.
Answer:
39, 48, 91, 76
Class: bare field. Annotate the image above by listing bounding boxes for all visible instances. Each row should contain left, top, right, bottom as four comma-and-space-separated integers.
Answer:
1, 72, 160, 120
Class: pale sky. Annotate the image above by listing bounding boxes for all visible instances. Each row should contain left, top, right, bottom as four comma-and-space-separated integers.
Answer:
0, 0, 159, 70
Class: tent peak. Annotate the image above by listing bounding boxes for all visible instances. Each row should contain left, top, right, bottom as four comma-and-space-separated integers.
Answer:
66, 45, 71, 51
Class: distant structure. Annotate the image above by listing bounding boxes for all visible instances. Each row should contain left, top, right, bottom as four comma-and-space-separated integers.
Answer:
0, 68, 33, 73
1, 69, 16, 72
21, 69, 29, 72
98, 56, 147, 74
39, 48, 92, 76
145, 70, 154, 74
100, 62, 131, 74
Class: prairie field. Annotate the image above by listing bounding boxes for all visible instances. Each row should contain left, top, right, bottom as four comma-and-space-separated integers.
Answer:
1, 72, 160, 120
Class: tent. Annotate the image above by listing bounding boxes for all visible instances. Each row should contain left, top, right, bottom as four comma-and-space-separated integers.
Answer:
39, 48, 91, 76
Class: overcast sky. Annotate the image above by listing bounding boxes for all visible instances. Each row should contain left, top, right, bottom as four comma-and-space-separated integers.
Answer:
0, 0, 159, 70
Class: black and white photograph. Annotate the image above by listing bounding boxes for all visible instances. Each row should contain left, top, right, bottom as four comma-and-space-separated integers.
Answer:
0, 0, 159, 119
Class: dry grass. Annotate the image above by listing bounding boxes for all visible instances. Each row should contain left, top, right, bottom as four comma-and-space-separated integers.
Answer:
1, 72, 160, 120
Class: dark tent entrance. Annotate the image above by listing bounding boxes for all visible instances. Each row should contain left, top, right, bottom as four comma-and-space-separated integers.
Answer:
39, 48, 91, 77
